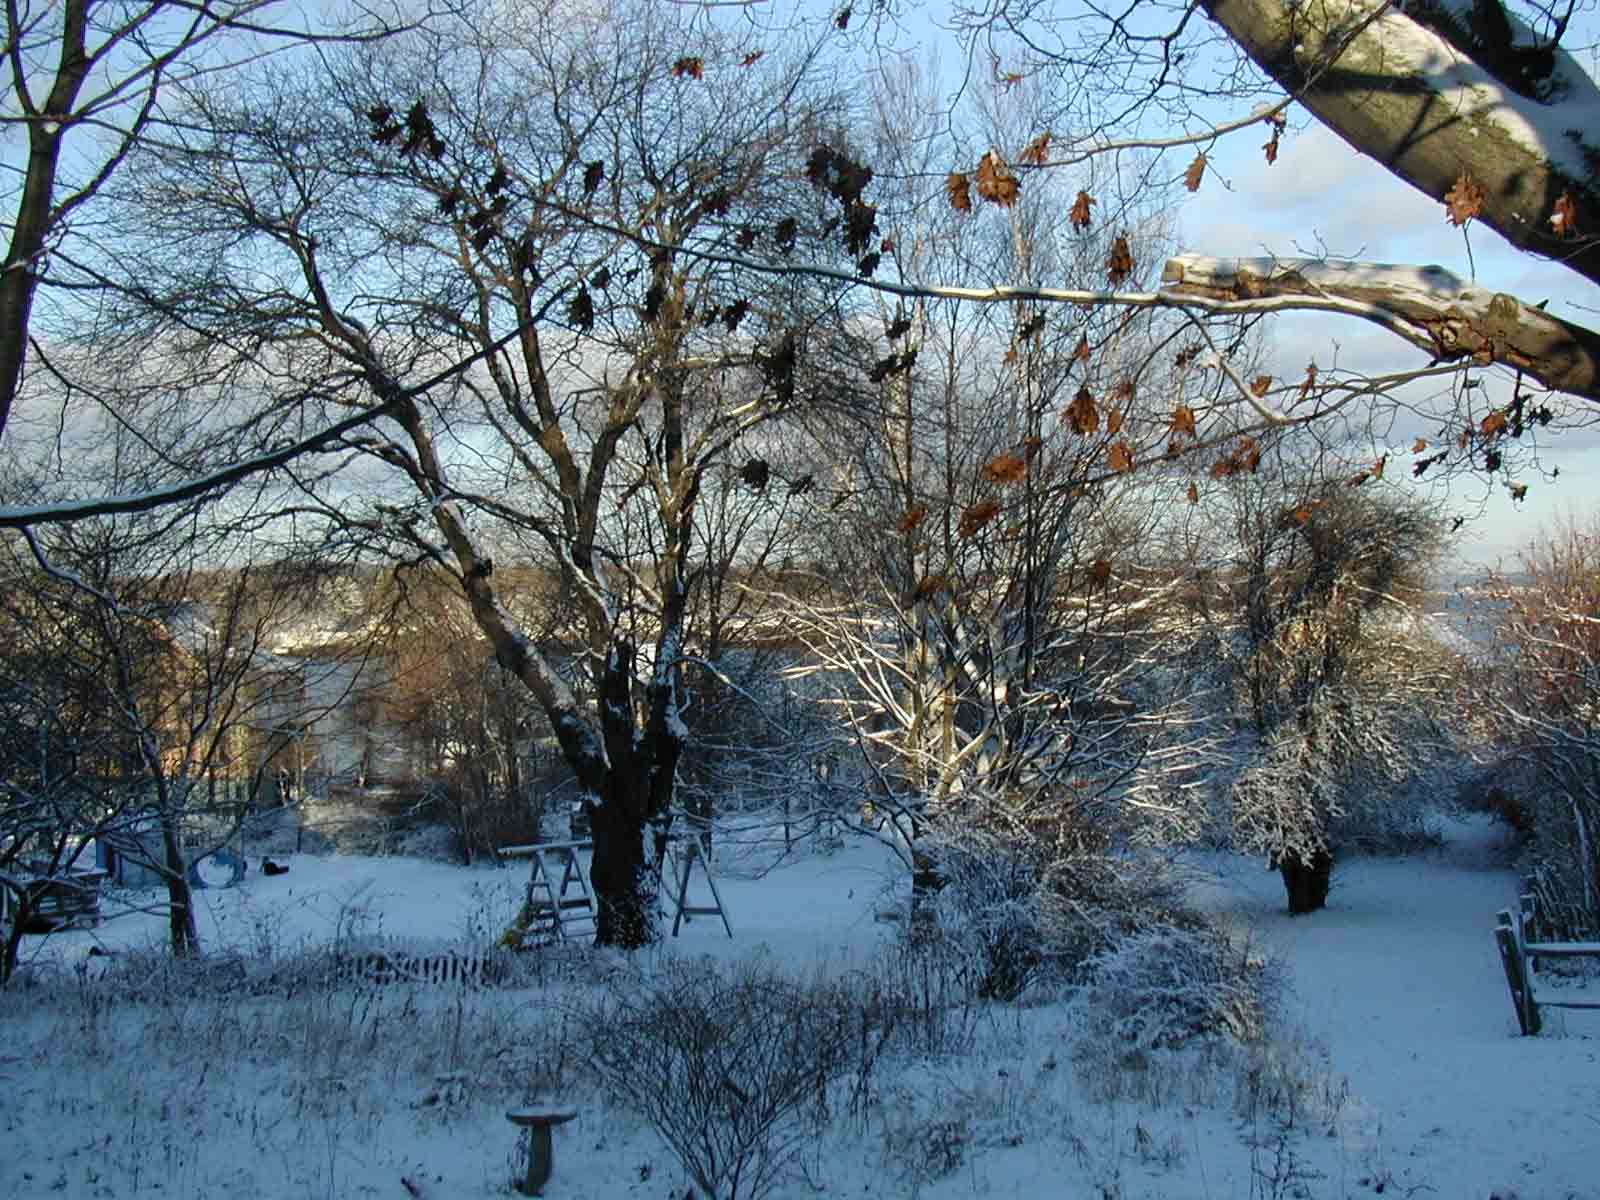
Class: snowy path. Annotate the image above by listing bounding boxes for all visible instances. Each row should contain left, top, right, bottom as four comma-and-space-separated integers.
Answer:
1207, 817, 1599, 1198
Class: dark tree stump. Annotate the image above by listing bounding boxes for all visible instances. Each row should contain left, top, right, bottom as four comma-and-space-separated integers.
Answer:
1278, 847, 1333, 915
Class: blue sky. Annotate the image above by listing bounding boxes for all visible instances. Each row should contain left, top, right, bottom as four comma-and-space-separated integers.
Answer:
1175, 117, 1600, 569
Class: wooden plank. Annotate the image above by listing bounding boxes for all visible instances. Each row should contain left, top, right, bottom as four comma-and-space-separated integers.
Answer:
499, 839, 592, 859
1495, 912, 1541, 1036
1523, 941, 1600, 957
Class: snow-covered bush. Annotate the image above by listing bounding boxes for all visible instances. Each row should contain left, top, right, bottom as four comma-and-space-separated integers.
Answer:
916, 811, 1196, 1002
575, 955, 858, 1200
1070, 922, 1281, 1050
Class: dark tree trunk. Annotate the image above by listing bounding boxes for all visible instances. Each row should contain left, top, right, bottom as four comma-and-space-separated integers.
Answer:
577, 625, 686, 950
1278, 847, 1333, 915
2, 888, 28, 986
588, 776, 656, 949
909, 842, 943, 939
160, 818, 199, 956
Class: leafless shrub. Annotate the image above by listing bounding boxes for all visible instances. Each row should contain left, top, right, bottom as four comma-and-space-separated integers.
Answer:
573, 956, 858, 1200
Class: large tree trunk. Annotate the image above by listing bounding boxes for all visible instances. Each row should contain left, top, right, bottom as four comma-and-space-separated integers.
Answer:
587, 769, 658, 949
1204, 0, 1600, 290
390, 381, 691, 950
1, 886, 28, 986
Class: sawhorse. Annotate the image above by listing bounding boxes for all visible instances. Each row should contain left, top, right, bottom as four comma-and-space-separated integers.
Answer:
664, 831, 732, 939
499, 840, 596, 944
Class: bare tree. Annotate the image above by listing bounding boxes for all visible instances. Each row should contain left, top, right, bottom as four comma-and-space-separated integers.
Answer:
0, 515, 328, 973
99, 0, 866, 946
0, 0, 409, 453
776, 66, 1216, 954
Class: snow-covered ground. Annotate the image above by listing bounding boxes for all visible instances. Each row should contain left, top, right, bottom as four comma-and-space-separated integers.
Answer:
1, 816, 1593, 1199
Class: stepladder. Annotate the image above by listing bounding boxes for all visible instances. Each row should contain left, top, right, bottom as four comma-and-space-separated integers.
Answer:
500, 840, 597, 945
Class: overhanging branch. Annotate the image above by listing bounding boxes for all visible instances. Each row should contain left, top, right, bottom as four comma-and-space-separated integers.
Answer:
1162, 254, 1600, 402
1205, 0, 1600, 287
554, 214, 1600, 407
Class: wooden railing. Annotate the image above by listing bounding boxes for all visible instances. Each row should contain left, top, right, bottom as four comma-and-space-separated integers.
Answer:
1494, 894, 1600, 1035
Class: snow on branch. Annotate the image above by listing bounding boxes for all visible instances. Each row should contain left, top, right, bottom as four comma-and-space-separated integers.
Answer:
1163, 254, 1600, 402
1206, 0, 1600, 287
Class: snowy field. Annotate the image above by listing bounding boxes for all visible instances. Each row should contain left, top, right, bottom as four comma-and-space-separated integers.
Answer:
1, 815, 1594, 1200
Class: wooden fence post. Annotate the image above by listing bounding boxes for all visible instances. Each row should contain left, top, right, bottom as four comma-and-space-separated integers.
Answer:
1495, 909, 1541, 1036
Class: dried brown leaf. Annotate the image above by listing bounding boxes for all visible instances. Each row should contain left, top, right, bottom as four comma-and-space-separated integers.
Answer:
1089, 559, 1112, 587
1170, 405, 1197, 438
1297, 362, 1318, 402
1250, 374, 1273, 398
896, 505, 927, 534
1072, 335, 1091, 364
1069, 190, 1096, 232
982, 453, 1029, 484
1108, 441, 1135, 473
1106, 234, 1133, 286
1239, 436, 1261, 473
947, 172, 972, 213
975, 151, 1020, 207
1020, 131, 1052, 166
1262, 116, 1283, 165
672, 56, 704, 80
1184, 153, 1207, 193
1444, 169, 1486, 227
958, 499, 1001, 538
1551, 192, 1580, 239
1412, 437, 1428, 454
1066, 385, 1099, 435
1186, 481, 1200, 505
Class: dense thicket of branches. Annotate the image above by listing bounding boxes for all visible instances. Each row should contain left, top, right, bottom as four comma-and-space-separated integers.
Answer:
1472, 521, 1600, 937
7, 0, 1599, 959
